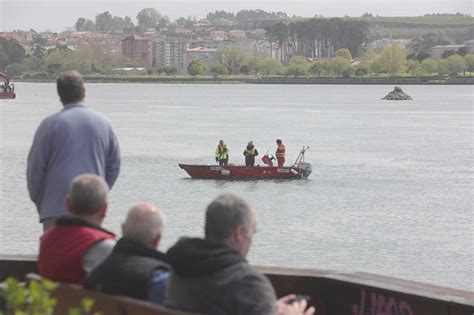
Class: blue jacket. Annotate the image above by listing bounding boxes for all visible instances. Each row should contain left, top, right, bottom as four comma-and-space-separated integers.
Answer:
27, 102, 121, 220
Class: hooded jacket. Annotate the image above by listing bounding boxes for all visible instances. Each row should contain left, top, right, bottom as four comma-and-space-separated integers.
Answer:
165, 237, 276, 315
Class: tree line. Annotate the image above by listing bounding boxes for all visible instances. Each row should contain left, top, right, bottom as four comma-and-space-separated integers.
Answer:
264, 18, 369, 63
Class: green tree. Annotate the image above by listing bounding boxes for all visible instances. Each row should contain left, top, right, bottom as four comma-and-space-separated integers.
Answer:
309, 61, 328, 77
215, 46, 247, 75
379, 44, 406, 75
330, 57, 352, 77
335, 48, 352, 61
446, 54, 465, 75
95, 11, 113, 32
286, 56, 309, 77
187, 60, 207, 76
436, 59, 449, 75
210, 63, 229, 76
354, 62, 369, 77
137, 8, 161, 30
159, 65, 177, 75
463, 53, 474, 73
421, 58, 437, 75
75, 17, 86, 31
406, 59, 419, 75
5, 62, 28, 76
0, 37, 26, 69
249, 56, 284, 76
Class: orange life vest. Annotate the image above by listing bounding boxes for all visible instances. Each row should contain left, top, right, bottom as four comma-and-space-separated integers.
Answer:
276, 144, 286, 158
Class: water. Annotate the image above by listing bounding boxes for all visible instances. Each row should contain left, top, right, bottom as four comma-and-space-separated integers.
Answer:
0, 83, 472, 291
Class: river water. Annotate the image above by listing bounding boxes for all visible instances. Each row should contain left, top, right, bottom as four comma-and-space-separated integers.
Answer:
0, 83, 472, 291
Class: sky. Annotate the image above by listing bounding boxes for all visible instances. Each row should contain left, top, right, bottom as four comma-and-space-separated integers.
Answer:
0, 0, 472, 32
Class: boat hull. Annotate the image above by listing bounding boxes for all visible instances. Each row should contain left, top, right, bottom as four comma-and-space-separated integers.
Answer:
179, 164, 309, 180
0, 92, 15, 99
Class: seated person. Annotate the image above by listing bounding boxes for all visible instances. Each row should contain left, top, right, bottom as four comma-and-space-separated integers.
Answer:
165, 193, 315, 315
38, 174, 116, 285
85, 203, 170, 304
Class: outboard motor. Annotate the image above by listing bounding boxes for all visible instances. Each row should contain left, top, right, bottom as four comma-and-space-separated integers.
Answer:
297, 162, 312, 179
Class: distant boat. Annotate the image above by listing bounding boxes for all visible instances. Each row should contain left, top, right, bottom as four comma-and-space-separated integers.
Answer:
0, 71, 16, 99
179, 146, 312, 180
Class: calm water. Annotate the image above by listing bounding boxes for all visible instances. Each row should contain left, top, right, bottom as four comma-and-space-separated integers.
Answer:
0, 83, 472, 291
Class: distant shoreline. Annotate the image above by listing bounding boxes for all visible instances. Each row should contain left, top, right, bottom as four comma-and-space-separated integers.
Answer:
15, 76, 474, 85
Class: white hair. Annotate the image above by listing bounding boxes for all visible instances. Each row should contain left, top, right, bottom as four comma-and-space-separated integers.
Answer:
122, 203, 165, 247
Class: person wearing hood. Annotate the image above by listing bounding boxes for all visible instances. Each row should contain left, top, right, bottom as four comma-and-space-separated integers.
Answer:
85, 203, 170, 305
165, 194, 315, 315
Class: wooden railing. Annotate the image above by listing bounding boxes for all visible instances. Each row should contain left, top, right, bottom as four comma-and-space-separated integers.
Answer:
1, 256, 473, 315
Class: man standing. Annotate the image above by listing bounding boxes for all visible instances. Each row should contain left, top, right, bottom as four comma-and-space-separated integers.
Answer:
215, 139, 229, 166
165, 194, 315, 315
275, 139, 286, 167
38, 174, 116, 285
243, 141, 259, 166
85, 203, 170, 305
27, 71, 121, 231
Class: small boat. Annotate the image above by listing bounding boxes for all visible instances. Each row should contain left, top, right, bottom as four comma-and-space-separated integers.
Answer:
0, 91, 16, 99
0, 72, 15, 99
179, 146, 312, 180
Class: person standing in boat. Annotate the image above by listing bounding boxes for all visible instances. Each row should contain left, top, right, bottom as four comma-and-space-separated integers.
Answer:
275, 139, 286, 167
215, 140, 229, 166
243, 141, 258, 166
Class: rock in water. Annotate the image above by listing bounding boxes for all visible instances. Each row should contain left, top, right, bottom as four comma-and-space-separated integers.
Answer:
382, 86, 413, 100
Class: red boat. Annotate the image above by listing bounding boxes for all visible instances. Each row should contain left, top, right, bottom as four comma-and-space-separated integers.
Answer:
0, 72, 15, 99
179, 146, 312, 180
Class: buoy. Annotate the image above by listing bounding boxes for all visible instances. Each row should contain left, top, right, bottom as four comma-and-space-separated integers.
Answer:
290, 168, 298, 175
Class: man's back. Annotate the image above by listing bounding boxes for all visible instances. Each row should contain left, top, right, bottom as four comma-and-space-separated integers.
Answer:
85, 237, 170, 303
27, 102, 120, 220
38, 216, 115, 284
165, 238, 276, 315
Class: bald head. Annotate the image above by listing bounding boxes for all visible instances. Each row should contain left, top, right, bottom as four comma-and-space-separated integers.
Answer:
122, 203, 165, 249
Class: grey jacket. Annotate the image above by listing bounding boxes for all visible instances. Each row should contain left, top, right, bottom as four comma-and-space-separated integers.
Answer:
27, 102, 120, 220
165, 238, 277, 315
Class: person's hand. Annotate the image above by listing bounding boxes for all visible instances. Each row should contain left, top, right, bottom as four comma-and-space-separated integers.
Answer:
276, 294, 315, 315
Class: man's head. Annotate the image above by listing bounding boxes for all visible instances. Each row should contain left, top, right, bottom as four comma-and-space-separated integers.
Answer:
276, 139, 282, 145
57, 71, 85, 105
219, 140, 224, 145
66, 174, 109, 224
122, 203, 165, 249
205, 194, 256, 256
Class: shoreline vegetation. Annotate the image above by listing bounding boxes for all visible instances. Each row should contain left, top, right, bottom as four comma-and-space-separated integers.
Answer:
16, 75, 474, 85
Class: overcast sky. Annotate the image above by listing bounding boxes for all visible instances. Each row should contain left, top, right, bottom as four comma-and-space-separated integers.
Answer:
1, 0, 472, 32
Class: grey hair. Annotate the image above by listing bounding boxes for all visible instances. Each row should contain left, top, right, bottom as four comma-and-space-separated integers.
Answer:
205, 194, 253, 241
56, 70, 85, 105
69, 174, 109, 216
122, 203, 165, 247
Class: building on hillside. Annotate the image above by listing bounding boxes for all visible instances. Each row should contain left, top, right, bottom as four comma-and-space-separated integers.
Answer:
151, 36, 191, 72
121, 35, 150, 66
431, 44, 465, 59
186, 47, 217, 68
463, 40, 474, 52
210, 30, 226, 41
228, 30, 247, 40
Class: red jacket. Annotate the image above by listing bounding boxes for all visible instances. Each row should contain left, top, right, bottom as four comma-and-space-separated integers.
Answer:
38, 216, 115, 284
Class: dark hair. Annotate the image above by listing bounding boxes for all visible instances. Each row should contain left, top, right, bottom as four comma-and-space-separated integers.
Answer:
57, 71, 85, 105
69, 174, 109, 216
276, 139, 282, 144
205, 194, 252, 241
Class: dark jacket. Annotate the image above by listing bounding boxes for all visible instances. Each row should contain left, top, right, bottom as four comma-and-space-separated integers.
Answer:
84, 237, 169, 301
165, 238, 277, 315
